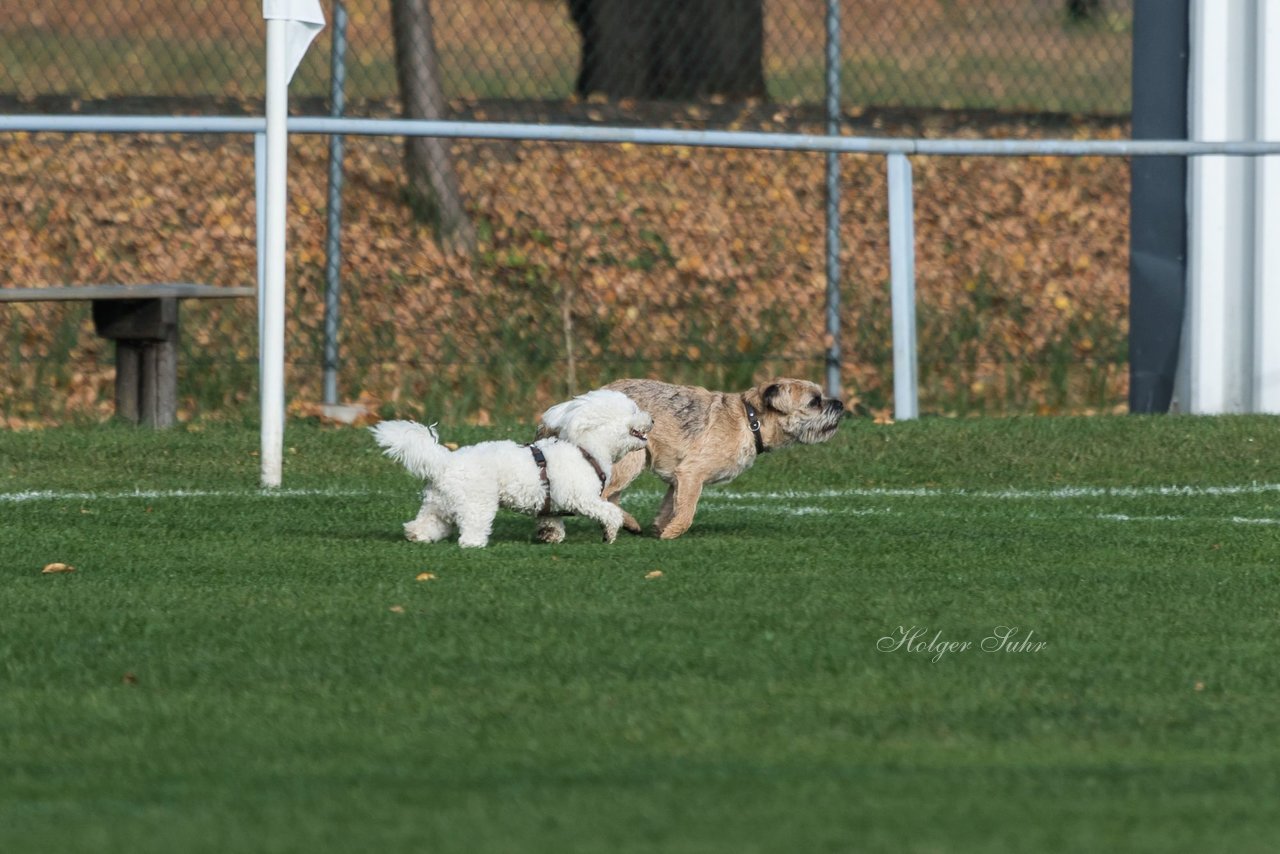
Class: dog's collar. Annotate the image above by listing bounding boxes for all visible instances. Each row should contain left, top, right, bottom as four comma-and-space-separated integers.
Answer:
526, 443, 607, 517
743, 397, 768, 455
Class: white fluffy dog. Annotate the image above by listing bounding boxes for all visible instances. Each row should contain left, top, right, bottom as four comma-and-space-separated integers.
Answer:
371, 389, 653, 548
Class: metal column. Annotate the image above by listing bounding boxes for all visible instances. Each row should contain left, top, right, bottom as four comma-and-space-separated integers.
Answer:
823, 0, 842, 399
887, 153, 918, 420
322, 0, 349, 405
1128, 0, 1189, 413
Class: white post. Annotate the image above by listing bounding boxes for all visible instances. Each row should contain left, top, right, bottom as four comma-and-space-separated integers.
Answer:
1255, 0, 1280, 412
255, 131, 267, 354
260, 1, 324, 487
1183, 0, 1273, 414
887, 153, 918, 420
261, 17, 289, 487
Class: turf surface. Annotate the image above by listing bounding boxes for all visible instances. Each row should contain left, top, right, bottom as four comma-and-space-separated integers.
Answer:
3, 416, 1280, 853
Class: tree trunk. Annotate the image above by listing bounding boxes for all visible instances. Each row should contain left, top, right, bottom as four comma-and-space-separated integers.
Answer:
391, 0, 474, 248
1066, 0, 1102, 21
570, 0, 765, 100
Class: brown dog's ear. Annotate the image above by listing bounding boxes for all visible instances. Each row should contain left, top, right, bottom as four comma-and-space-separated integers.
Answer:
762, 383, 781, 409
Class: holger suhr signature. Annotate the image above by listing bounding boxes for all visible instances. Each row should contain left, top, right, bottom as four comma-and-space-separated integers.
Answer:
877, 626, 1047, 663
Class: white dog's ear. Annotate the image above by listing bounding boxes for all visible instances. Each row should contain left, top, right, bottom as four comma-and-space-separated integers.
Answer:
539, 398, 580, 435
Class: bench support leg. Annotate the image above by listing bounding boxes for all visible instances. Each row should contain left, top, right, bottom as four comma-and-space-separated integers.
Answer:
96, 297, 179, 428
139, 336, 178, 429
115, 342, 142, 425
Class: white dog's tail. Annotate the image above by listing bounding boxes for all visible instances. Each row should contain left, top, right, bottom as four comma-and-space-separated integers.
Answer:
370, 420, 450, 481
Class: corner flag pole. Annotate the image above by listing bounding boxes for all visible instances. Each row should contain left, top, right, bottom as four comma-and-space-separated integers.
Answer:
260, 1, 324, 487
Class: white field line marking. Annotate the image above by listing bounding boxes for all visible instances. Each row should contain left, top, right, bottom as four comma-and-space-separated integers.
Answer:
1097, 513, 1183, 523
701, 505, 1280, 525
679, 482, 1280, 502
0, 487, 373, 504
1098, 513, 1280, 526
4, 481, 1280, 505
4, 488, 1277, 527
698, 503, 893, 517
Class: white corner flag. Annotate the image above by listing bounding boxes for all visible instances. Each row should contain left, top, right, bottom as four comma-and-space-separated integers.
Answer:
263, 0, 326, 83
260, 0, 325, 487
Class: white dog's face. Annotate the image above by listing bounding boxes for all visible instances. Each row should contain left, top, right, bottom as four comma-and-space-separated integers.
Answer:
540, 389, 653, 462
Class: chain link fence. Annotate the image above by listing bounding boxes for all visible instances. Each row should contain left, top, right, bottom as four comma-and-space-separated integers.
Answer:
1, 1, 1134, 427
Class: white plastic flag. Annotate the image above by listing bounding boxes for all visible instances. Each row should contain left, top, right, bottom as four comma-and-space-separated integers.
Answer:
263, 0, 326, 83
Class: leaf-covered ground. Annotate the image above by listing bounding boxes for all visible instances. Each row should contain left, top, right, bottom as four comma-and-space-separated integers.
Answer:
1, 105, 1129, 427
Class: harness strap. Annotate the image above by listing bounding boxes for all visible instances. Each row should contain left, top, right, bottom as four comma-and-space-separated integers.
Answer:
528, 445, 552, 516
526, 443, 607, 517
576, 446, 607, 489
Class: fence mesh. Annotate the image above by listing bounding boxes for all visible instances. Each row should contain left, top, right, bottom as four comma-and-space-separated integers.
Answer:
1, 0, 1133, 426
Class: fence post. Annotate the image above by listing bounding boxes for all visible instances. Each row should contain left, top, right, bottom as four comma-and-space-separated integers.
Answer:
887, 153, 918, 420
322, 0, 349, 406
823, 0, 842, 399
255, 131, 267, 356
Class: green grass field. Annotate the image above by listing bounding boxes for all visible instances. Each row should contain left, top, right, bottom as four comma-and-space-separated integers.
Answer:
4, 415, 1280, 853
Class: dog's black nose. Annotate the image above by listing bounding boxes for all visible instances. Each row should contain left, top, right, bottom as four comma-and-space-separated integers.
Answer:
828, 398, 844, 413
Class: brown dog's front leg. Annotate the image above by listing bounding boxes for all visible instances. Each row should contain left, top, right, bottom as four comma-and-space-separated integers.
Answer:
656, 475, 703, 540
652, 484, 676, 535
605, 450, 647, 534
611, 494, 643, 534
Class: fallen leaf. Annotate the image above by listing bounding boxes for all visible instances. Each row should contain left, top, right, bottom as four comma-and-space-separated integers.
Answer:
645, 570, 664, 580
389, 604, 406, 613
122, 672, 139, 686
415, 572, 437, 582
41, 562, 75, 574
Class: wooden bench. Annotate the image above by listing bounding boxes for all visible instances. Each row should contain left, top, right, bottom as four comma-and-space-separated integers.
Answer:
0, 284, 255, 428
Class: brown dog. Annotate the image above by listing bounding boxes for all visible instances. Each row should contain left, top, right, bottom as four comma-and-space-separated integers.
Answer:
536, 378, 844, 541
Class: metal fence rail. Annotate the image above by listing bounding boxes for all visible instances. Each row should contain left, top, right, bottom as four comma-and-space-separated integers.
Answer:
6, 114, 1280, 156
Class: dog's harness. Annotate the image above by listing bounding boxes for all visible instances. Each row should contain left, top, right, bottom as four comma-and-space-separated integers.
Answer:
743, 398, 769, 455
526, 443, 607, 517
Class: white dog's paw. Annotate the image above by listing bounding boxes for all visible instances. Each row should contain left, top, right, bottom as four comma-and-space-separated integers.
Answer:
404, 518, 450, 543
602, 523, 619, 544
535, 522, 565, 544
